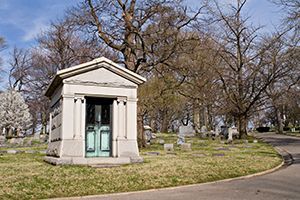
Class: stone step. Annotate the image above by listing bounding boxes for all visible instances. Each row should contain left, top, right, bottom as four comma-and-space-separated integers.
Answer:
89, 164, 122, 168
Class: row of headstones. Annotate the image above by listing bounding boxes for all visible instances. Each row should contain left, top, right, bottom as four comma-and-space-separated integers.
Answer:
144, 125, 239, 141
164, 143, 192, 152
0, 135, 48, 146
178, 125, 239, 141
0, 149, 47, 154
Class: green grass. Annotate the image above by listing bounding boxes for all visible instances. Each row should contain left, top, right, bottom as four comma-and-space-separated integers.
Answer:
283, 131, 300, 137
0, 133, 282, 200
0, 144, 47, 151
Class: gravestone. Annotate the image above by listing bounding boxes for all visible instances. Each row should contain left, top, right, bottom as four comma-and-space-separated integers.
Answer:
144, 125, 153, 144
0, 135, 5, 145
215, 147, 230, 151
215, 127, 221, 136
25, 150, 36, 154
220, 126, 228, 138
7, 150, 18, 154
14, 138, 24, 145
291, 128, 296, 132
179, 125, 195, 137
227, 129, 233, 142
9, 138, 16, 144
177, 135, 185, 145
200, 126, 207, 133
33, 131, 40, 140
158, 139, 165, 145
228, 127, 239, 142
164, 144, 174, 152
181, 143, 191, 151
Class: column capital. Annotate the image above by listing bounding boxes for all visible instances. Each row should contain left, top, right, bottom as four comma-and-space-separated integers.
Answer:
117, 97, 127, 104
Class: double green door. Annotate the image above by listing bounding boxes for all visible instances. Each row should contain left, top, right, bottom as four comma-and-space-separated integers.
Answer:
85, 98, 112, 157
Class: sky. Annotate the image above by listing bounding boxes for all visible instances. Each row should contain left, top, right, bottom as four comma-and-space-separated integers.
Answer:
0, 0, 284, 89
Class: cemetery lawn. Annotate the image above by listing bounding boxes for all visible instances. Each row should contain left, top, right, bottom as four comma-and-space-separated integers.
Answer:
0, 133, 282, 200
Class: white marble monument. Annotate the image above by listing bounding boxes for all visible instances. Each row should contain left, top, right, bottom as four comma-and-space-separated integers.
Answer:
44, 57, 146, 165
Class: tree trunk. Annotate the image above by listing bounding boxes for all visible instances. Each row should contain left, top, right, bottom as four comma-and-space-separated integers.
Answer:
275, 107, 284, 134
238, 115, 248, 139
137, 103, 146, 148
137, 115, 146, 148
207, 105, 213, 131
161, 110, 169, 133
193, 100, 200, 133
7, 127, 13, 138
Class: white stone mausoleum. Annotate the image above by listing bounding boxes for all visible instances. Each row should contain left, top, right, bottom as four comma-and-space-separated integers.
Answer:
44, 57, 146, 165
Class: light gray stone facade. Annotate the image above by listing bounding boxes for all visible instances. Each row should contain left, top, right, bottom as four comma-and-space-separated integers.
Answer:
44, 57, 146, 165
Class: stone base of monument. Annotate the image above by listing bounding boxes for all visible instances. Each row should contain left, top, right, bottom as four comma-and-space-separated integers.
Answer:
180, 143, 192, 151
44, 156, 143, 165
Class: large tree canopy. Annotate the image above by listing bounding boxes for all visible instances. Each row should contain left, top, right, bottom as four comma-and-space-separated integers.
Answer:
69, 0, 202, 73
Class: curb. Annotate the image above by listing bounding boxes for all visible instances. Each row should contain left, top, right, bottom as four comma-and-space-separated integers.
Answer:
255, 135, 294, 166
51, 145, 286, 200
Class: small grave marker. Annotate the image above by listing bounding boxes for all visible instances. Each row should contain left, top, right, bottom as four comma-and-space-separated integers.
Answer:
215, 147, 230, 151
7, 150, 18, 154
0, 136, 5, 145
181, 143, 192, 151
164, 144, 174, 152
159, 139, 165, 145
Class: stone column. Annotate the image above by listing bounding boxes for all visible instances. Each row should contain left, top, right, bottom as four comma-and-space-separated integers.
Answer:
81, 97, 86, 143
117, 97, 127, 139
49, 112, 52, 142
74, 95, 84, 139
61, 94, 74, 140
126, 98, 138, 140
112, 99, 118, 157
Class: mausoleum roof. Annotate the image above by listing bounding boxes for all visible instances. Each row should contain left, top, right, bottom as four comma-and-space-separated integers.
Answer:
45, 57, 146, 97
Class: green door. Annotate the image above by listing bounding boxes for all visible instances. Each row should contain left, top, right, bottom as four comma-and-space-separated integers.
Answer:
85, 98, 112, 157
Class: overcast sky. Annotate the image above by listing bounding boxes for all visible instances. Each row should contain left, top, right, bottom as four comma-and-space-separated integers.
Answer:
0, 0, 284, 89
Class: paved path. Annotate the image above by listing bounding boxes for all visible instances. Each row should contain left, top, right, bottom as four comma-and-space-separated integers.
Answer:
64, 133, 300, 200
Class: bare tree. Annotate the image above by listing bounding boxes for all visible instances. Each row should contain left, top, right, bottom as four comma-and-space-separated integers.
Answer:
69, 0, 202, 73
9, 47, 31, 91
205, 0, 292, 138
271, 0, 300, 36
266, 43, 300, 133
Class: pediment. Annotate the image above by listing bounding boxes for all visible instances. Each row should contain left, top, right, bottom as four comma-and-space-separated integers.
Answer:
64, 67, 137, 88
45, 57, 146, 97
